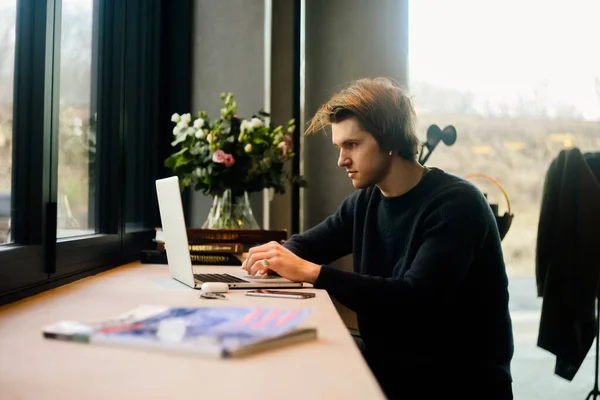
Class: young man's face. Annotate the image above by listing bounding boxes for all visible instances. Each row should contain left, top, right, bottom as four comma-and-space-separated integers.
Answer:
331, 118, 391, 189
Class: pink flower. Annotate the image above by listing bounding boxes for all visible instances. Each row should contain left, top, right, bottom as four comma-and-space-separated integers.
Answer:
223, 154, 235, 167
283, 135, 293, 149
212, 150, 226, 163
212, 149, 235, 167
278, 141, 288, 156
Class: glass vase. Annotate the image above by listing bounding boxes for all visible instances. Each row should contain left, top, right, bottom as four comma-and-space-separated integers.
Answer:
202, 189, 260, 229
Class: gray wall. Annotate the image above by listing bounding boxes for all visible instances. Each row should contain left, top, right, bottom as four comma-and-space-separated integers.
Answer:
189, 0, 409, 240
303, 0, 409, 272
190, 0, 266, 227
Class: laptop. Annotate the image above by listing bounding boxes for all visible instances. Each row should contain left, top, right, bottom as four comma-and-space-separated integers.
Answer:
155, 176, 303, 290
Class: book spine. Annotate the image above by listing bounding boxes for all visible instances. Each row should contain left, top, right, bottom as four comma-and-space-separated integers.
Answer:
156, 242, 243, 253
186, 230, 287, 244
140, 250, 242, 266
155, 228, 287, 245
189, 253, 241, 265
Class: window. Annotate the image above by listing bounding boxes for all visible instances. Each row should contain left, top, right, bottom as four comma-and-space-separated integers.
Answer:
409, 3, 600, 396
57, 0, 96, 238
409, 0, 600, 278
0, 0, 192, 304
0, 0, 16, 245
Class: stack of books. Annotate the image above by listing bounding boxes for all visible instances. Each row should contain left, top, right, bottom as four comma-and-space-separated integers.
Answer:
141, 228, 288, 266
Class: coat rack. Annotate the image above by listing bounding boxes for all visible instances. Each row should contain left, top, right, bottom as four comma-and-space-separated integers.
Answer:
418, 124, 457, 165
586, 298, 600, 400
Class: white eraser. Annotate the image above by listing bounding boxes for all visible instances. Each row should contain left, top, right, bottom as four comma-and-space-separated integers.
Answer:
200, 282, 229, 293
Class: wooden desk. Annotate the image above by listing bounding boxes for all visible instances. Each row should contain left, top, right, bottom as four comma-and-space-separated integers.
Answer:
0, 262, 385, 400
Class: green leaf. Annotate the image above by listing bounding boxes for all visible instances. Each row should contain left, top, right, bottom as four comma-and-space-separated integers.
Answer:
181, 176, 192, 188
164, 156, 175, 168
174, 156, 192, 169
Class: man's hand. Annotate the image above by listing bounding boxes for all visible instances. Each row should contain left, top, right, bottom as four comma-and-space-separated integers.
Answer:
241, 241, 321, 284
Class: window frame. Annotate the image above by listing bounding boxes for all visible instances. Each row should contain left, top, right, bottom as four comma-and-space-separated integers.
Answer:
0, 0, 192, 305
0, 0, 53, 297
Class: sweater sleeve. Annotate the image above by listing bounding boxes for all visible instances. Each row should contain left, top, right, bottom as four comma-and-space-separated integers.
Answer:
313, 188, 491, 314
283, 190, 359, 265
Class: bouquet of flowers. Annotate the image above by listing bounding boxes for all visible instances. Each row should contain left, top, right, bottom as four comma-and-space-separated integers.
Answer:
165, 92, 307, 197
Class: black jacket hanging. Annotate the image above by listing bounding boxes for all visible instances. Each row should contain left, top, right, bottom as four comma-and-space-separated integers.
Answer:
536, 147, 600, 381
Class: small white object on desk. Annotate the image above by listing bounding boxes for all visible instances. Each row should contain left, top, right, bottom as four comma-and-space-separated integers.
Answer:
200, 282, 229, 293
156, 318, 188, 343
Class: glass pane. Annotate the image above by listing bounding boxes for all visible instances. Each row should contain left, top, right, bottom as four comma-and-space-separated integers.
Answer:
0, 0, 16, 245
57, 0, 96, 238
409, 1, 600, 398
409, 0, 600, 278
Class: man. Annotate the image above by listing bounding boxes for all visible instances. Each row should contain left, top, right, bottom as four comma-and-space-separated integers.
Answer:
241, 77, 514, 399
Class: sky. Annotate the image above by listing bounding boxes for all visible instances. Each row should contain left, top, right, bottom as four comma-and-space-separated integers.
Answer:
2, 0, 598, 119
408, 0, 600, 120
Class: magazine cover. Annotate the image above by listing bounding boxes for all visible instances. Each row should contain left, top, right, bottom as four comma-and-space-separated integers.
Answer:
42, 305, 317, 358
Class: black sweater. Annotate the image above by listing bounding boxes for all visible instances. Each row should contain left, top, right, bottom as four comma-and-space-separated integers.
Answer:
284, 168, 514, 384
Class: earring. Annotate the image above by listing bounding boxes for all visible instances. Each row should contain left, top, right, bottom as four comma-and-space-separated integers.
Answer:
389, 150, 393, 156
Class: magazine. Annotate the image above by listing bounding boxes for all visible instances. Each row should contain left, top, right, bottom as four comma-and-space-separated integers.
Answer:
42, 305, 317, 358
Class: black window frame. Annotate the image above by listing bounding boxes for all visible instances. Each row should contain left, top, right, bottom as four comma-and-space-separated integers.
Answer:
0, 0, 192, 305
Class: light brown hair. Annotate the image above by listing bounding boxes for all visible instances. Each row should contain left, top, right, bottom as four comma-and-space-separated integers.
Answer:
304, 77, 420, 160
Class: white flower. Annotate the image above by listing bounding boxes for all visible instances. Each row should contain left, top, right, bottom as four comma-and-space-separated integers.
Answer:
173, 125, 182, 135
171, 113, 180, 123
244, 143, 252, 153
195, 129, 208, 139
193, 118, 204, 129
274, 133, 283, 142
72, 117, 82, 128
206, 133, 213, 143
180, 113, 191, 124
250, 117, 263, 129
171, 129, 188, 146
287, 125, 295, 134
240, 120, 251, 134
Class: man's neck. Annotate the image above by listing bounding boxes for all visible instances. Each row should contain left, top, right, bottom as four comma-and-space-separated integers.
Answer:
377, 158, 427, 198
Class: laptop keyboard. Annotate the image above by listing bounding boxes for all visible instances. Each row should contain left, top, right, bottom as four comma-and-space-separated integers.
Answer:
193, 273, 249, 283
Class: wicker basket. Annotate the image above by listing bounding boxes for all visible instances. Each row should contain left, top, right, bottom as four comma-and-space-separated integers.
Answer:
464, 174, 514, 241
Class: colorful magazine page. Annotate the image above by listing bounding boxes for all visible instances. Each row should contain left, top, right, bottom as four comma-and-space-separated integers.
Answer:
42, 305, 317, 358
